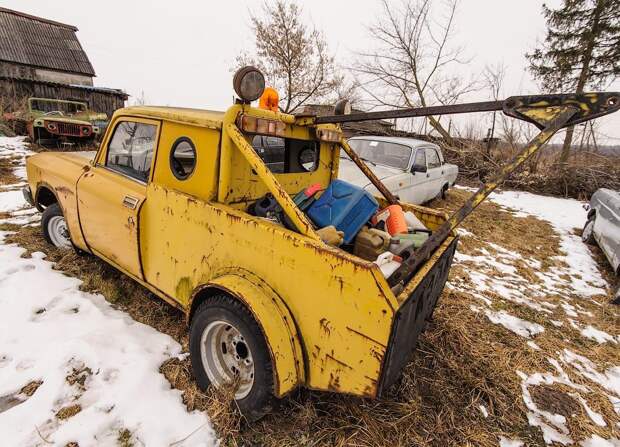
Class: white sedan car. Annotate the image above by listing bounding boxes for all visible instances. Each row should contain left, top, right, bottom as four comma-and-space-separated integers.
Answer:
339, 136, 458, 205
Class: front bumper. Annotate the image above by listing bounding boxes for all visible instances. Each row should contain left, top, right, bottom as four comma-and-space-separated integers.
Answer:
22, 186, 34, 206
378, 236, 459, 395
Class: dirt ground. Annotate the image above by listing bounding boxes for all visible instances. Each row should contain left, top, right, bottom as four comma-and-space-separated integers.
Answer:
0, 144, 618, 446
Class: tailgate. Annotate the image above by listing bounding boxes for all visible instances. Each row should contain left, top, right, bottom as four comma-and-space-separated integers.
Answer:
378, 235, 458, 395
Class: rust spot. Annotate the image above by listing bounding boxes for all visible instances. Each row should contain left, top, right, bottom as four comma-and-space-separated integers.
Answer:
56, 186, 74, 197
319, 318, 333, 336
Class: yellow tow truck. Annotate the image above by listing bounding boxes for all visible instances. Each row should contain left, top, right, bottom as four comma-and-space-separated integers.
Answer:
23, 66, 619, 420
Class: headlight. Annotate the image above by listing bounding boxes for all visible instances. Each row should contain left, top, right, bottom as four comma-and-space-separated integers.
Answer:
233, 66, 265, 103
92, 126, 100, 134
33, 119, 44, 127
237, 114, 285, 136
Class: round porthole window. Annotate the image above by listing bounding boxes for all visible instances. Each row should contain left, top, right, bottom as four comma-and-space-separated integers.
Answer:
170, 137, 196, 180
299, 146, 318, 172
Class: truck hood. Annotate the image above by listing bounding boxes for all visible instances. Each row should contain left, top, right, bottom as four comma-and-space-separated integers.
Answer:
338, 158, 404, 189
40, 117, 93, 126
51, 151, 97, 165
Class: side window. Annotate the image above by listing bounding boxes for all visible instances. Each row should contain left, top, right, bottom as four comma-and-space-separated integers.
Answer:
170, 137, 197, 180
251, 135, 319, 174
252, 135, 285, 173
412, 149, 426, 171
426, 148, 441, 169
106, 121, 157, 182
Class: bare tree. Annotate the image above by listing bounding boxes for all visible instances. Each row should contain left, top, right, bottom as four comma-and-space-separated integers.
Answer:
236, 1, 343, 113
482, 63, 506, 155
355, 0, 477, 145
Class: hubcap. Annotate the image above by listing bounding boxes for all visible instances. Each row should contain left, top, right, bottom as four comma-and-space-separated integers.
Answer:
200, 320, 255, 399
48, 215, 71, 248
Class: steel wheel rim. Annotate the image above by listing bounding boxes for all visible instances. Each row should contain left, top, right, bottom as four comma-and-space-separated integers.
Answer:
48, 215, 71, 248
200, 320, 255, 399
582, 220, 594, 242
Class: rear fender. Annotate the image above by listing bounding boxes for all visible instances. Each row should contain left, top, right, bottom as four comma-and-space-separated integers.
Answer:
194, 272, 305, 397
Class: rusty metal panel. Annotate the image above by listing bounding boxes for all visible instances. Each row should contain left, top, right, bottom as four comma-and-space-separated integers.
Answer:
139, 182, 399, 396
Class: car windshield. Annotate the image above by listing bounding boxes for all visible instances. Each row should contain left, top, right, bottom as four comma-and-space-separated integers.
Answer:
29, 99, 87, 115
345, 139, 412, 170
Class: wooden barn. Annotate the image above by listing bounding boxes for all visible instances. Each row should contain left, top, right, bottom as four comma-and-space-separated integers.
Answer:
0, 7, 127, 117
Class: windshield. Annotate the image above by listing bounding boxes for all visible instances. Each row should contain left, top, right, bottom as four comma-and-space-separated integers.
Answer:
346, 139, 412, 170
29, 99, 87, 115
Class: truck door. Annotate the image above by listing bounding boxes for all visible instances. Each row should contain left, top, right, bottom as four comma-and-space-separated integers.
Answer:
77, 118, 160, 278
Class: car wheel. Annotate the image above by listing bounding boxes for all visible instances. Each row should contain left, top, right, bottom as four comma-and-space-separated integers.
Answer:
582, 217, 596, 244
189, 294, 275, 421
41, 203, 72, 248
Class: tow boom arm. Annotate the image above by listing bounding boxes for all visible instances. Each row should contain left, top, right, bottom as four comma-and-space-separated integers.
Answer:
315, 92, 620, 288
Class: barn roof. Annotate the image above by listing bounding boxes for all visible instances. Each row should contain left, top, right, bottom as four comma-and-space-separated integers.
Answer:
0, 7, 95, 77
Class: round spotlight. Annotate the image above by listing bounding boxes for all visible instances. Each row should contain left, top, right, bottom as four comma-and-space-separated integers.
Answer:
233, 66, 266, 103
334, 99, 352, 116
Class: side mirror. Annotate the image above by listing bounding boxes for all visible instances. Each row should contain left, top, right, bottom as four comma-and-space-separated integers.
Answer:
412, 164, 427, 173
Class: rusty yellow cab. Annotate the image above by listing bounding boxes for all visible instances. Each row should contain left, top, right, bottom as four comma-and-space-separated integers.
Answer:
23, 68, 457, 420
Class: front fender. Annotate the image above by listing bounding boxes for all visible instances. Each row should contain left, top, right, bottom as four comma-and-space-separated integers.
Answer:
200, 272, 305, 397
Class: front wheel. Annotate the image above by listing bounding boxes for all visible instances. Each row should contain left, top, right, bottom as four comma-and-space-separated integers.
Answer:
582, 217, 595, 244
41, 203, 72, 248
189, 295, 275, 421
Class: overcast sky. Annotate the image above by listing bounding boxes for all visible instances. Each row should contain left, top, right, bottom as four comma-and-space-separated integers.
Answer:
4, 0, 619, 143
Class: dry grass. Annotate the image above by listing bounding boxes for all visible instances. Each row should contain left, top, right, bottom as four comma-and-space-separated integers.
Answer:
0, 155, 21, 185
117, 428, 134, 447
20, 380, 42, 397
56, 404, 82, 420
1, 155, 618, 445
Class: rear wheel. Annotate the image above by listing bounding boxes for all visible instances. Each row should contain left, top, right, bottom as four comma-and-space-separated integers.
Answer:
41, 203, 72, 248
582, 217, 595, 244
437, 183, 448, 200
189, 294, 275, 421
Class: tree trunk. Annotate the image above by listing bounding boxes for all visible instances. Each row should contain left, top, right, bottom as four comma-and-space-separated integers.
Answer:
559, 0, 605, 164
428, 115, 454, 146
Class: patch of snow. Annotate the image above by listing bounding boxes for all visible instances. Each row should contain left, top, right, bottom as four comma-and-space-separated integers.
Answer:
580, 326, 618, 344
561, 350, 620, 397
573, 394, 606, 427
499, 436, 524, 447
479, 404, 488, 418
550, 320, 564, 327
485, 310, 544, 338
0, 190, 25, 213
561, 302, 579, 317
457, 227, 475, 237
527, 341, 541, 351
0, 233, 216, 446
580, 435, 620, 447
488, 190, 607, 296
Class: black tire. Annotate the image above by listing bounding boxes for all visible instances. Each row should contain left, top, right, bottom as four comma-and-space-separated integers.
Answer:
41, 203, 69, 247
582, 217, 596, 245
189, 294, 276, 421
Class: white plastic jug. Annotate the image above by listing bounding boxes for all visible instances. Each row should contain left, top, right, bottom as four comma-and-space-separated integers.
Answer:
373, 252, 401, 278
404, 211, 427, 232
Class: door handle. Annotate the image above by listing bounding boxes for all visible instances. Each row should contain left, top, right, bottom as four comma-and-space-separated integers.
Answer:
426, 173, 430, 178
122, 195, 139, 210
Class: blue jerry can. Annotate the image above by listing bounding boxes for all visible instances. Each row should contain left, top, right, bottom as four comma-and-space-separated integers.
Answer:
307, 180, 379, 244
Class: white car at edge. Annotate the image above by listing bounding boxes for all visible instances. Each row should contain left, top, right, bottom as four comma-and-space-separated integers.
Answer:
339, 136, 459, 205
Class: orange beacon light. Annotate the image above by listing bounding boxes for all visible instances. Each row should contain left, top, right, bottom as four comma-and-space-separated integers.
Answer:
259, 87, 280, 112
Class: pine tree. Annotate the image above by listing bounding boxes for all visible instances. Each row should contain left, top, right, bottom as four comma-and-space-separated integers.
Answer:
527, 0, 620, 163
